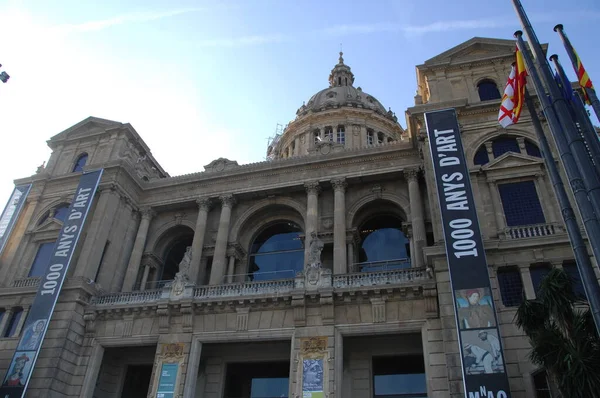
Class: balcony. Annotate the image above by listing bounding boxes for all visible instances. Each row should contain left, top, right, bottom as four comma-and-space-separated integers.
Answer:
12, 277, 40, 288
504, 223, 563, 239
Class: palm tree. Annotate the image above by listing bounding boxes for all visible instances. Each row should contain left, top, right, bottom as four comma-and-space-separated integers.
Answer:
514, 267, 600, 397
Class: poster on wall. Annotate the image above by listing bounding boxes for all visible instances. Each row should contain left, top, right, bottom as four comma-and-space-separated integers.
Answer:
0, 184, 31, 257
156, 363, 178, 398
302, 358, 324, 398
0, 169, 103, 398
425, 109, 511, 398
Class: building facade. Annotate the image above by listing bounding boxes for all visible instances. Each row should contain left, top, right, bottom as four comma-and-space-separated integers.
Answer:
0, 37, 583, 398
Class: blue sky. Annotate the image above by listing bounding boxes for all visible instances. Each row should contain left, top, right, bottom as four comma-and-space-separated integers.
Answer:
0, 0, 599, 205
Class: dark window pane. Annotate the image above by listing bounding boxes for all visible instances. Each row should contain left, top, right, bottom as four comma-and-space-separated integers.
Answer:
497, 268, 524, 307
250, 377, 289, 398
498, 181, 545, 226
373, 356, 427, 397
563, 262, 586, 300
478, 81, 501, 101
526, 140, 542, 157
533, 371, 553, 398
249, 251, 304, 281
28, 242, 55, 277
530, 265, 551, 297
492, 137, 520, 158
72, 154, 88, 172
474, 146, 489, 165
359, 216, 409, 271
251, 223, 302, 254
4, 309, 23, 337
54, 204, 69, 223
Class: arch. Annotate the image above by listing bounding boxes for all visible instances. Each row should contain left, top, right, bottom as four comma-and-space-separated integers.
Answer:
347, 193, 410, 229
229, 197, 307, 243
72, 153, 89, 173
145, 219, 196, 258
477, 79, 501, 101
33, 200, 71, 227
466, 128, 539, 167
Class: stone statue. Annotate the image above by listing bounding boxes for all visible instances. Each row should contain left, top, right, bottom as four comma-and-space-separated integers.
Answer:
171, 247, 192, 297
177, 246, 192, 279
307, 232, 324, 268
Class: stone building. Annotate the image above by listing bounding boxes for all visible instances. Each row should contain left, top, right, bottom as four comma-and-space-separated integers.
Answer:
0, 37, 583, 398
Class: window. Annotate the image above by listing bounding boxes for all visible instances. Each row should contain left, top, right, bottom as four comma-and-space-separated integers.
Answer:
492, 137, 520, 158
313, 130, 321, 144
95, 241, 110, 283
225, 362, 289, 398
358, 215, 410, 272
377, 132, 385, 145
367, 129, 375, 146
474, 147, 489, 165
373, 355, 427, 398
324, 127, 333, 142
498, 181, 545, 226
525, 140, 542, 157
291, 141, 296, 156
532, 370, 553, 398
248, 222, 304, 281
53, 204, 69, 223
4, 309, 23, 338
497, 267, 524, 307
563, 261, 586, 300
161, 234, 194, 283
28, 242, 55, 277
72, 153, 88, 172
0, 310, 5, 329
478, 80, 501, 101
337, 125, 345, 144
530, 264, 552, 297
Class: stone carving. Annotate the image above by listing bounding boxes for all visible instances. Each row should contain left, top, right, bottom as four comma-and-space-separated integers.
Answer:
304, 181, 321, 195
307, 232, 324, 268
196, 197, 212, 211
171, 247, 192, 297
220, 194, 236, 208
204, 158, 239, 173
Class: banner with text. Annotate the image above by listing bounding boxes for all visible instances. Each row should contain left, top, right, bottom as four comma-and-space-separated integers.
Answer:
0, 185, 31, 257
425, 109, 510, 398
0, 170, 103, 398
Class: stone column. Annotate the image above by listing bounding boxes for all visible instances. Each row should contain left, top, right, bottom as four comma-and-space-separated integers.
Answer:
189, 198, 211, 285
80, 343, 105, 398
534, 173, 557, 224
331, 178, 347, 274
122, 208, 155, 291
346, 242, 354, 272
226, 256, 236, 283
488, 179, 507, 237
405, 168, 426, 268
209, 195, 236, 285
183, 340, 203, 398
139, 264, 151, 291
304, 182, 321, 265
519, 266, 536, 300
0, 308, 12, 336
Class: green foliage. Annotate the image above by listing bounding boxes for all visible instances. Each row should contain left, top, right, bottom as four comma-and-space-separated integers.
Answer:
514, 268, 600, 398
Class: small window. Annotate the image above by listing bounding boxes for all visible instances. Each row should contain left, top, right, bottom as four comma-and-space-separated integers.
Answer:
367, 129, 374, 146
377, 132, 384, 145
29, 242, 55, 277
498, 181, 545, 227
336, 126, 345, 144
478, 80, 501, 101
72, 153, 88, 172
497, 267, 524, 307
313, 130, 321, 144
324, 127, 333, 142
562, 261, 586, 300
387, 137, 393, 143
4, 309, 23, 338
492, 137, 520, 158
474, 146, 490, 165
526, 140, 542, 157
338, 77, 341, 86
530, 263, 552, 297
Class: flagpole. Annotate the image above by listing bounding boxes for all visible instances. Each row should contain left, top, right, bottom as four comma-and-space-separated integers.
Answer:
554, 24, 600, 123
516, 31, 600, 333
550, 54, 600, 175
511, 0, 600, 222
525, 87, 600, 334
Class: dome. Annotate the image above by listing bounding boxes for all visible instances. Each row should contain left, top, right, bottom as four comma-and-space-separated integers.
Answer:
295, 51, 397, 122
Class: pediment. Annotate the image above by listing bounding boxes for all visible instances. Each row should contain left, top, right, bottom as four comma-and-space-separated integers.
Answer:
425, 38, 516, 66
49, 117, 123, 143
203, 158, 239, 173
32, 218, 63, 234
482, 151, 542, 171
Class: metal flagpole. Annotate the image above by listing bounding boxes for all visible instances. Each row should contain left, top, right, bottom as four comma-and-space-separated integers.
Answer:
511, 0, 600, 222
524, 87, 600, 334
550, 54, 600, 176
554, 24, 600, 123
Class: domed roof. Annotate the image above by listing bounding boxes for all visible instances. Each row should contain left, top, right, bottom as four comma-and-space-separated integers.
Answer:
295, 52, 397, 122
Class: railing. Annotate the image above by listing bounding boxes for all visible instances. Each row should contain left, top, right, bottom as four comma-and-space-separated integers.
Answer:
134, 279, 172, 291
505, 223, 559, 239
12, 277, 41, 288
90, 289, 162, 306
195, 279, 295, 299
333, 267, 430, 289
352, 258, 411, 273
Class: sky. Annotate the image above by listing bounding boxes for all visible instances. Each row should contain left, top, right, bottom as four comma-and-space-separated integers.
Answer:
0, 0, 599, 206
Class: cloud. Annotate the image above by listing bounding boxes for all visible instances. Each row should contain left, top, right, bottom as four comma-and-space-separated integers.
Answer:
196, 33, 290, 48
56, 7, 207, 33
401, 18, 502, 35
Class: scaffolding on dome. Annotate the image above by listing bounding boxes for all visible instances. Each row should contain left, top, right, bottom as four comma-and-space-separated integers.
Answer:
266, 123, 284, 161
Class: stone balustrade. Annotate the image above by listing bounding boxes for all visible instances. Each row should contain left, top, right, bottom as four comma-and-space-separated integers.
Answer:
12, 277, 41, 288
194, 279, 295, 299
504, 223, 561, 239
333, 267, 429, 289
90, 289, 162, 306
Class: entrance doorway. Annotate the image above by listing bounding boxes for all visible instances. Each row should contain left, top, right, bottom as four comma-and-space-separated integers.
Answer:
120, 364, 152, 398
224, 361, 289, 398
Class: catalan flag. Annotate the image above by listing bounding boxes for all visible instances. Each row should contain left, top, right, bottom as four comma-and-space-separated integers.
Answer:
574, 48, 594, 104
498, 46, 527, 128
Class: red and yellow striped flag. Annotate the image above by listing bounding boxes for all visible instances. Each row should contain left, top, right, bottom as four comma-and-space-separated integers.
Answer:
574, 47, 594, 104
498, 46, 527, 128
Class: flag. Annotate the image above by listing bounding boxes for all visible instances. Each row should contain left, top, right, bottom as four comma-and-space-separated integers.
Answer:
554, 70, 574, 101
574, 47, 594, 104
498, 46, 527, 128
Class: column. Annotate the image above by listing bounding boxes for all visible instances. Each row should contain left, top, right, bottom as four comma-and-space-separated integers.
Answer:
405, 168, 426, 268
80, 343, 105, 398
346, 242, 355, 272
139, 264, 151, 291
182, 340, 203, 398
534, 173, 557, 224
209, 195, 236, 285
331, 178, 347, 274
226, 256, 236, 283
488, 179, 507, 237
484, 141, 494, 160
519, 266, 536, 300
189, 198, 211, 285
122, 208, 155, 291
304, 182, 321, 265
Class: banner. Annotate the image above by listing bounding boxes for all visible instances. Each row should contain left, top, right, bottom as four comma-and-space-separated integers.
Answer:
0, 170, 103, 398
425, 109, 511, 398
0, 185, 31, 257
156, 363, 178, 398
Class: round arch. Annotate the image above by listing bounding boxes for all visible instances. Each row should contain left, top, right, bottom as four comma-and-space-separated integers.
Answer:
145, 219, 196, 257
467, 128, 540, 167
347, 193, 410, 229
32, 200, 72, 227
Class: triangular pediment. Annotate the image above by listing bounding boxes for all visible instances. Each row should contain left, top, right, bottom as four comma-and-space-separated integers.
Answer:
49, 116, 123, 143
482, 151, 542, 171
32, 218, 63, 234
424, 37, 517, 66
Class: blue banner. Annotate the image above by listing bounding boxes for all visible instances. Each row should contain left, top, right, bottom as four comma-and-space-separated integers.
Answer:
0, 170, 103, 398
156, 363, 178, 398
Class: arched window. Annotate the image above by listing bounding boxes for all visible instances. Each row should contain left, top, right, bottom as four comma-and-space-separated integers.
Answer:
248, 222, 304, 281
72, 153, 88, 172
357, 215, 410, 272
377, 132, 385, 145
160, 234, 194, 285
525, 140, 542, 157
492, 137, 520, 158
477, 80, 501, 101
474, 147, 489, 165
38, 203, 70, 225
